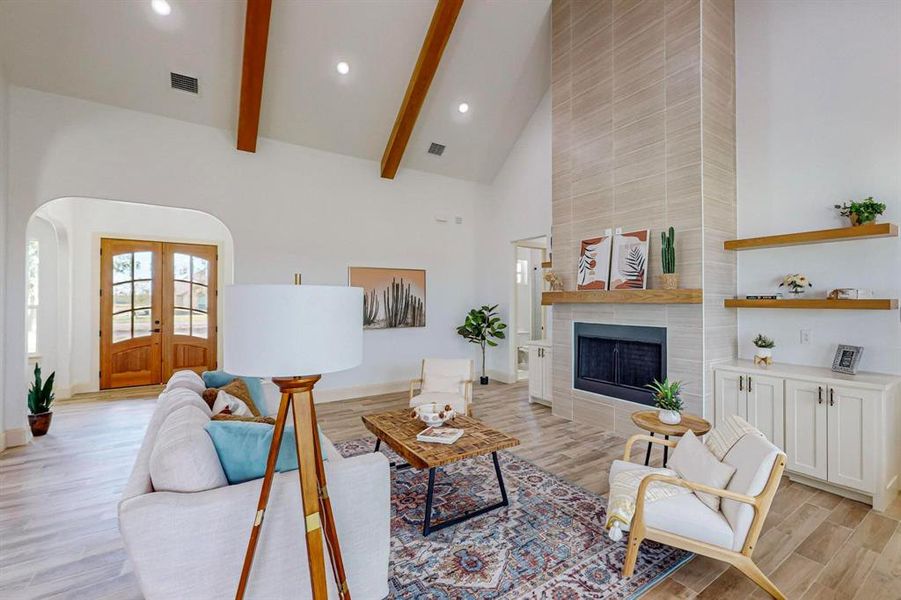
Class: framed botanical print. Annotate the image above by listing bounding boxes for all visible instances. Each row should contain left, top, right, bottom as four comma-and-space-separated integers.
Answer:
577, 235, 613, 290
609, 229, 649, 290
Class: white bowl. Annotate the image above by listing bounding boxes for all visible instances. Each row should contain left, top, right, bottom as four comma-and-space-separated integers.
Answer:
414, 403, 456, 427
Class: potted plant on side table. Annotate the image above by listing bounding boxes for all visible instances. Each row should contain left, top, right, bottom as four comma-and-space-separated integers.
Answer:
456, 304, 507, 385
27, 362, 56, 436
646, 378, 683, 425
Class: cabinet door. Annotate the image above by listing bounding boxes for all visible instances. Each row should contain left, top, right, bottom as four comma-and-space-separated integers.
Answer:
746, 374, 785, 449
541, 346, 554, 403
715, 370, 746, 427
528, 346, 543, 401
827, 385, 878, 493
785, 379, 828, 480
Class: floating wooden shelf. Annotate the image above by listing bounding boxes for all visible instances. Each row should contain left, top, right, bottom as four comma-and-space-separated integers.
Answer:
724, 223, 898, 251
542, 289, 703, 306
724, 298, 898, 310
540, 261, 552, 268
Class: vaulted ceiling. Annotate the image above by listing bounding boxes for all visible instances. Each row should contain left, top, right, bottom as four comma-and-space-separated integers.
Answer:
0, 0, 550, 182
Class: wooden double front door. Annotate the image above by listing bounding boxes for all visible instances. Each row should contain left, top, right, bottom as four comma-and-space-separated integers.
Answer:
100, 239, 218, 389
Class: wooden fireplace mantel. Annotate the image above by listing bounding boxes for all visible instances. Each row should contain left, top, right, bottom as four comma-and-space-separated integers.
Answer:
541, 289, 703, 306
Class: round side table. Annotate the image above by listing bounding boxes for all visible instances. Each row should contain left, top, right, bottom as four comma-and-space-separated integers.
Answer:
630, 410, 711, 467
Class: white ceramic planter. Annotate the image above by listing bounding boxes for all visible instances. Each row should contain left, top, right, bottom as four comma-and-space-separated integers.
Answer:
755, 348, 773, 360
659, 409, 681, 425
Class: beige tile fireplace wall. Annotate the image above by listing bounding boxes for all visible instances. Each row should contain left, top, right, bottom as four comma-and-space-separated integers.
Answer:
550, 0, 736, 432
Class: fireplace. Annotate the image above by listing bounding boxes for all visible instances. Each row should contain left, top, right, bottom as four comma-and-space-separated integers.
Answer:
573, 323, 667, 406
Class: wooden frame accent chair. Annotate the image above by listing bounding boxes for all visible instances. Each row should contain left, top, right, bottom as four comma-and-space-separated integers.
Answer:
618, 434, 787, 600
409, 358, 474, 416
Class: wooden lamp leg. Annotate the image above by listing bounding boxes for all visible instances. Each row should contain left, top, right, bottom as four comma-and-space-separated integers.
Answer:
235, 376, 350, 600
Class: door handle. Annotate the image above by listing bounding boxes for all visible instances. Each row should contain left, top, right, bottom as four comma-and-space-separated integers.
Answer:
818, 386, 823, 404
739, 376, 743, 391
829, 388, 835, 406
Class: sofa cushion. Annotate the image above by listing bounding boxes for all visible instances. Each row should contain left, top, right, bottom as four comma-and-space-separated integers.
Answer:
165, 370, 206, 395
211, 390, 252, 417
721, 433, 781, 551
202, 370, 266, 416
150, 405, 227, 493
668, 431, 736, 512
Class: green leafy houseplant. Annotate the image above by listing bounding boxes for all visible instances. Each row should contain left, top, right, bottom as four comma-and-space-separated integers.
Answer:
646, 378, 684, 412
456, 305, 507, 384
27, 363, 56, 436
752, 334, 775, 349
834, 197, 886, 226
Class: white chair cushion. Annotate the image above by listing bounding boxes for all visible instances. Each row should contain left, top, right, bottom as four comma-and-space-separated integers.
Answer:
421, 359, 472, 395
722, 434, 781, 551
164, 370, 206, 395
421, 374, 464, 394
667, 431, 736, 512
410, 391, 467, 415
150, 405, 227, 493
609, 460, 734, 550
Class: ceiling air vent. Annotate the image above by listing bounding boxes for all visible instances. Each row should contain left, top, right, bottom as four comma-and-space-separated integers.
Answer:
170, 72, 199, 94
427, 142, 445, 156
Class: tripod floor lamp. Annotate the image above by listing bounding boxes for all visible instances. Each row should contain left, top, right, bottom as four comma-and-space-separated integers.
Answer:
224, 284, 363, 600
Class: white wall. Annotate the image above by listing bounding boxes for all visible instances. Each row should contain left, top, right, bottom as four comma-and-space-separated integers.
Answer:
32, 198, 235, 397
3, 86, 486, 435
0, 66, 8, 449
736, 0, 901, 374
25, 216, 59, 391
475, 90, 552, 381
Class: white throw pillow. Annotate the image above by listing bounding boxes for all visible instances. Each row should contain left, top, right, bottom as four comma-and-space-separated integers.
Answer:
211, 390, 252, 417
668, 430, 737, 512
164, 370, 206, 395
422, 374, 462, 394
150, 405, 227, 493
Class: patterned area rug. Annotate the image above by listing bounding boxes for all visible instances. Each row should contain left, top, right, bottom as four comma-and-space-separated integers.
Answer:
337, 439, 691, 599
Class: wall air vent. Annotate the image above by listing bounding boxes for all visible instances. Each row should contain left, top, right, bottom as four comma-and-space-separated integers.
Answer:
170, 72, 199, 94
427, 142, 446, 156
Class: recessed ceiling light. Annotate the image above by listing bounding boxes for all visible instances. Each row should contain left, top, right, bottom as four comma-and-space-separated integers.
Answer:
458, 102, 470, 114
151, 0, 171, 16
336, 61, 350, 75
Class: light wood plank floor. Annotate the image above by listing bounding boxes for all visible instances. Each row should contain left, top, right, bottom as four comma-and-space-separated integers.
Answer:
1, 381, 898, 599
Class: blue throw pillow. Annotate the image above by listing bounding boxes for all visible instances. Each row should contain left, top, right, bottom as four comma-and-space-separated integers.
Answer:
204, 421, 330, 485
202, 370, 267, 414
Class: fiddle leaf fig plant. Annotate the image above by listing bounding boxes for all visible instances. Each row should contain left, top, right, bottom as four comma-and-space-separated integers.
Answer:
456, 305, 507, 383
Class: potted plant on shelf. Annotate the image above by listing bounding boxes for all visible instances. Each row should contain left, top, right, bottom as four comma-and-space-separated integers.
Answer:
646, 378, 683, 425
753, 333, 775, 365
834, 197, 886, 227
660, 226, 678, 289
27, 363, 56, 436
780, 273, 812, 296
456, 304, 507, 385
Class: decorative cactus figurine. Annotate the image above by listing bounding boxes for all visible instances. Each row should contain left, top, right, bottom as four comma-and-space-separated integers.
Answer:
363, 288, 379, 326
660, 227, 679, 289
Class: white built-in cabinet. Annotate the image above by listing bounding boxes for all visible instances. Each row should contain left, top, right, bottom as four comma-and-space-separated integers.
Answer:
715, 370, 784, 449
714, 360, 900, 511
526, 340, 552, 405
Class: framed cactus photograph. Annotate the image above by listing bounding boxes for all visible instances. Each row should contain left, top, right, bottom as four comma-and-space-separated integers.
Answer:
348, 267, 426, 329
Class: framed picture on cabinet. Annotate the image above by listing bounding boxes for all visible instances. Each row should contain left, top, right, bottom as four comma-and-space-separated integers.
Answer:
831, 344, 863, 374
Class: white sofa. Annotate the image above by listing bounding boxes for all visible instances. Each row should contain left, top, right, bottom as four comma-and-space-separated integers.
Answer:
118, 371, 391, 600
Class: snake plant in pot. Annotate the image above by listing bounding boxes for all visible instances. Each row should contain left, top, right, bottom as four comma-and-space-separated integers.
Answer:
27, 362, 56, 436
646, 378, 684, 425
456, 305, 507, 384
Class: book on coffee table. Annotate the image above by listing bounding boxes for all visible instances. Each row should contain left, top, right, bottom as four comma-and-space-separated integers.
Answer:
416, 427, 464, 445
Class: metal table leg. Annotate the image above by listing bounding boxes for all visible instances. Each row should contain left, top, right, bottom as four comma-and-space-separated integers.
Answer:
663, 434, 670, 467
422, 452, 510, 536
644, 432, 654, 465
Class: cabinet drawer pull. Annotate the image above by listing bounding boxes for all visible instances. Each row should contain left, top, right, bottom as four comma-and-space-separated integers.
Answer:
739, 376, 743, 391
748, 376, 752, 392
829, 388, 835, 406
818, 386, 823, 404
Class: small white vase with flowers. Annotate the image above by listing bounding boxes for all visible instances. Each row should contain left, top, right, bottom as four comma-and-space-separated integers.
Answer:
780, 273, 812, 296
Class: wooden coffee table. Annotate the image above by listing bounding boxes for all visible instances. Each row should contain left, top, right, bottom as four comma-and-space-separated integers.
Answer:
362, 409, 520, 536
631, 410, 711, 467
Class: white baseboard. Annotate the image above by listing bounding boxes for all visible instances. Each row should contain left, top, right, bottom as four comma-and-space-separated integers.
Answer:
486, 369, 518, 384
4, 427, 32, 448
314, 380, 410, 404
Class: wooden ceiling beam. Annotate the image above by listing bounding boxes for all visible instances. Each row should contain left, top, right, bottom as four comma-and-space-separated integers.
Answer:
380, 0, 464, 179
236, 0, 273, 153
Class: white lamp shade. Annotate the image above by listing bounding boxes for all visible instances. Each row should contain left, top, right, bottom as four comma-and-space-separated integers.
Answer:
223, 285, 363, 378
